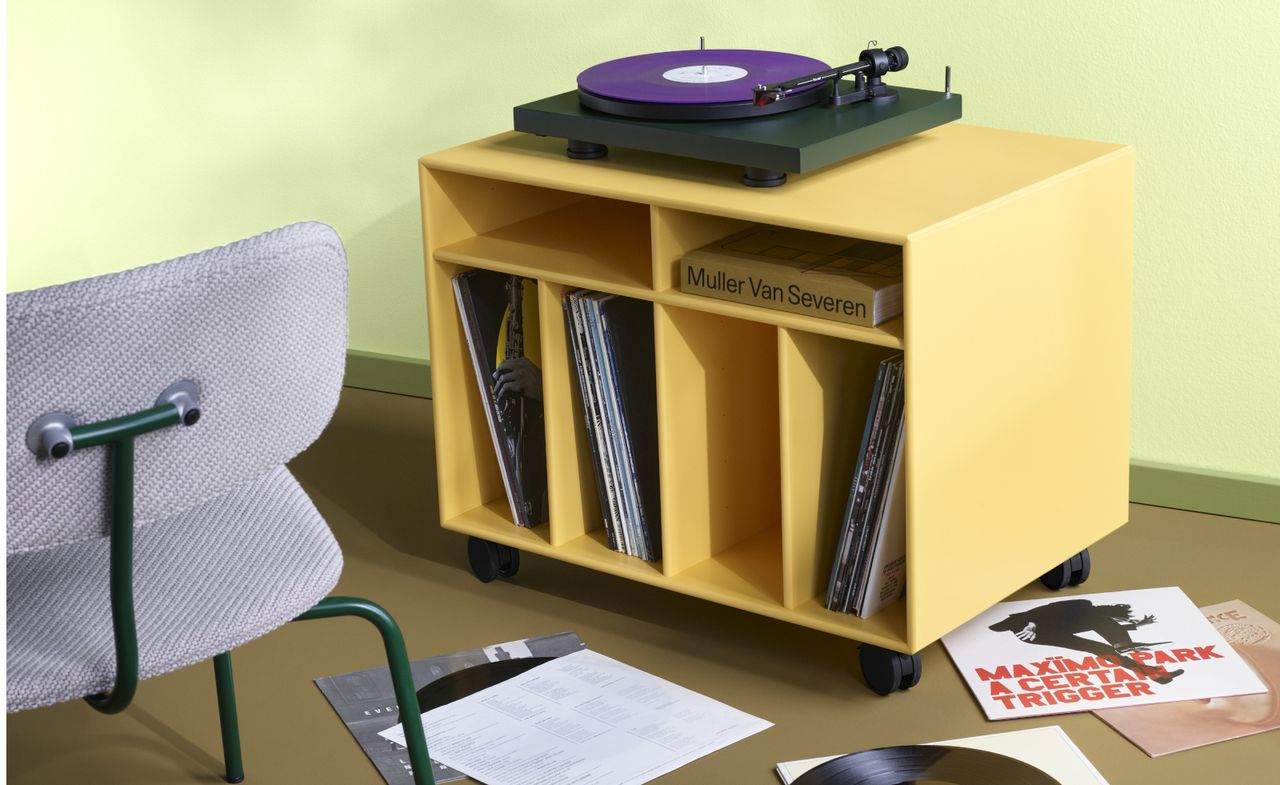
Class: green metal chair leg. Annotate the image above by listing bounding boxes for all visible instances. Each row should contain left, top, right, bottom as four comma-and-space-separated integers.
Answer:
213, 652, 245, 784
84, 438, 141, 715
294, 596, 435, 785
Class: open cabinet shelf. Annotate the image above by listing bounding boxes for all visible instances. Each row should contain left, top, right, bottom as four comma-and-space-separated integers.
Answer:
434, 195, 654, 297
420, 124, 1133, 654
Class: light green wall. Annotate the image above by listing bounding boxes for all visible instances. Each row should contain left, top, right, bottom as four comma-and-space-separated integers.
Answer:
8, 1, 1280, 483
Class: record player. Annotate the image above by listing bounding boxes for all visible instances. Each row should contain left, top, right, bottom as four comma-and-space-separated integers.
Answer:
513, 42, 961, 187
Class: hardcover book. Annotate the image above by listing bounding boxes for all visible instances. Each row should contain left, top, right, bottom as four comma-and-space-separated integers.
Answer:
942, 588, 1268, 720
1095, 599, 1280, 756
681, 225, 903, 327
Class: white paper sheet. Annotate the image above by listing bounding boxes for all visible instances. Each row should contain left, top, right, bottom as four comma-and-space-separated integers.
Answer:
380, 649, 772, 785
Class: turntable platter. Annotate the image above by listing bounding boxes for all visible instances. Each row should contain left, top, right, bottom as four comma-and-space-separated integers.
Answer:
577, 49, 830, 120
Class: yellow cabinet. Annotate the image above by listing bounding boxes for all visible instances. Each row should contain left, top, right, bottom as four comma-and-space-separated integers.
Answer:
419, 123, 1132, 655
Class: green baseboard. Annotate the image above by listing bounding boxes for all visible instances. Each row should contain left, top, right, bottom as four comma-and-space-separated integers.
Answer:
343, 349, 432, 398
342, 351, 1279, 524
1131, 460, 1280, 525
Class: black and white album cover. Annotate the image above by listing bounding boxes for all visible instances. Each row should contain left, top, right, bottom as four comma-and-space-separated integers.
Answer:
454, 270, 548, 526
942, 588, 1267, 720
315, 632, 586, 785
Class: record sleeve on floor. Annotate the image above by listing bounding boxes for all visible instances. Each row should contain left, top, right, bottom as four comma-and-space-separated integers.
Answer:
315, 632, 585, 785
1095, 599, 1280, 756
942, 588, 1267, 720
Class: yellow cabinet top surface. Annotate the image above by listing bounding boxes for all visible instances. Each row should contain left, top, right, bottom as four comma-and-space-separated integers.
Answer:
421, 123, 1128, 242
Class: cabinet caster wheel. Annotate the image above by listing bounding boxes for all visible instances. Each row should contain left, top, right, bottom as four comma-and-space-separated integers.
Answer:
467, 537, 520, 583
1039, 548, 1091, 591
859, 644, 922, 696
497, 544, 520, 578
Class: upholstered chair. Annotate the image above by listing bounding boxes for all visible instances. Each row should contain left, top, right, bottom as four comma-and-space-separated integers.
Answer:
6, 222, 434, 785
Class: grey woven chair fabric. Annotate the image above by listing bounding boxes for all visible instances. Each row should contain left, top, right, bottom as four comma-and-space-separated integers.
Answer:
5, 222, 348, 712
6, 221, 347, 554
6, 465, 342, 712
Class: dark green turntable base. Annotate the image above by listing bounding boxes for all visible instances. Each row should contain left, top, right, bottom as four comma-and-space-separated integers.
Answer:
513, 85, 962, 186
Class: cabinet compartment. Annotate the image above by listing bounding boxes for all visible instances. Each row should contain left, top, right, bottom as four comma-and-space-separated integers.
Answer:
778, 328, 901, 610
426, 170, 652, 295
535, 281, 603, 549
650, 205, 753, 292
428, 260, 552, 545
649, 206, 904, 348
542, 283, 664, 574
654, 304, 781, 605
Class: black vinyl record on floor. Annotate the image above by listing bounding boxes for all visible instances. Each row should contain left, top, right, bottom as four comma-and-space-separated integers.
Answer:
409, 657, 556, 716
791, 745, 1062, 785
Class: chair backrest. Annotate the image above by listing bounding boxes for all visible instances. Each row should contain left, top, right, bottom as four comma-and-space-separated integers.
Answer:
6, 222, 348, 555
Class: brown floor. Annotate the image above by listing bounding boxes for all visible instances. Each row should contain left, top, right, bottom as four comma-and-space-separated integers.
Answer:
8, 387, 1280, 784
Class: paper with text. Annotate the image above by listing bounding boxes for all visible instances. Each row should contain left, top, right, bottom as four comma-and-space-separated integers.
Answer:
379, 649, 772, 785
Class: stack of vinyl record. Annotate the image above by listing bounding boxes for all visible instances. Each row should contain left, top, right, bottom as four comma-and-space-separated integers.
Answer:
825, 353, 907, 618
563, 290, 661, 561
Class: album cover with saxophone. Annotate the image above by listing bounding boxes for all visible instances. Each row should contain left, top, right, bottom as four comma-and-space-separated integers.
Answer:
454, 270, 548, 526
1095, 599, 1280, 756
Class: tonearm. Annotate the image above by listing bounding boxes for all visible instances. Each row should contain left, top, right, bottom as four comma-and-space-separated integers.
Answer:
753, 46, 909, 107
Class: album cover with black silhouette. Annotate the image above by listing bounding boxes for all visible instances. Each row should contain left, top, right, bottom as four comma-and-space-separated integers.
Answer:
942, 588, 1267, 719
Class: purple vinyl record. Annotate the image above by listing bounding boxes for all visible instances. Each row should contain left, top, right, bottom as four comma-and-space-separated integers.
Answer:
578, 49, 829, 105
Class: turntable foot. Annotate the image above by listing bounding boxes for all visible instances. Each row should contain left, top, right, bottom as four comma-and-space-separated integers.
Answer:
1039, 548, 1091, 591
566, 140, 608, 160
859, 644, 923, 696
468, 537, 521, 583
742, 166, 787, 187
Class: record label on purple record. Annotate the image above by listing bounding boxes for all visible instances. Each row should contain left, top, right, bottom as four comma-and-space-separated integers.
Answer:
578, 49, 829, 105
661, 65, 749, 84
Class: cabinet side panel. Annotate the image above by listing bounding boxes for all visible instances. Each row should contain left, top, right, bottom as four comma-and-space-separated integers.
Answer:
536, 281, 605, 546
422, 168, 504, 520
904, 151, 1134, 650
